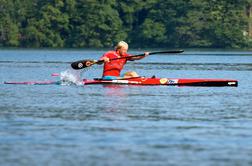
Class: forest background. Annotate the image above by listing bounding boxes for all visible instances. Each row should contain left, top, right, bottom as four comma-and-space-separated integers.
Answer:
1, 0, 252, 49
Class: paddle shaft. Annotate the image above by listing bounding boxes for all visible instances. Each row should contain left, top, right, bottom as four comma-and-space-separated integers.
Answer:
71, 50, 184, 70
98, 50, 184, 62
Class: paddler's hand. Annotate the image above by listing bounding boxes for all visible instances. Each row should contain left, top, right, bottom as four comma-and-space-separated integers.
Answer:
144, 52, 149, 56
101, 57, 110, 63
85, 60, 96, 67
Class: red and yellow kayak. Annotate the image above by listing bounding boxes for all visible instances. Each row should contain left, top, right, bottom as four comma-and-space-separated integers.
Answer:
83, 77, 238, 86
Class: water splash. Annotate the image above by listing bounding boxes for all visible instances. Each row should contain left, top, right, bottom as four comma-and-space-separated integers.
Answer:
59, 69, 84, 86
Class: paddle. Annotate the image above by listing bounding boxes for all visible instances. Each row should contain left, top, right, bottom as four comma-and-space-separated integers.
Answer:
71, 50, 184, 70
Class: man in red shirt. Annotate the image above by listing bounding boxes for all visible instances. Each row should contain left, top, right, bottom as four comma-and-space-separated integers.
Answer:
100, 41, 149, 80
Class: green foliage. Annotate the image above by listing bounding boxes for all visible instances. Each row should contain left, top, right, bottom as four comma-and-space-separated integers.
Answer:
24, 0, 69, 47
69, 0, 127, 48
0, 0, 251, 48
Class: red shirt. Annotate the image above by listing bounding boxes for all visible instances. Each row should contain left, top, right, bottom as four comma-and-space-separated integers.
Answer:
100, 50, 131, 77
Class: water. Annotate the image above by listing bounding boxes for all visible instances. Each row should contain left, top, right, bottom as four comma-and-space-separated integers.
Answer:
0, 49, 252, 166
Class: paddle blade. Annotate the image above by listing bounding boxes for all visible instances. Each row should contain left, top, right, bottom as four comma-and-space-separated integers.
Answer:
133, 50, 184, 57
71, 60, 96, 70
169, 50, 184, 53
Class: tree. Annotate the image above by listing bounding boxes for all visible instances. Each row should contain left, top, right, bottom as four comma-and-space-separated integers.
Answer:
68, 0, 126, 48
173, 0, 249, 48
23, 0, 70, 47
0, 0, 20, 46
130, 0, 189, 48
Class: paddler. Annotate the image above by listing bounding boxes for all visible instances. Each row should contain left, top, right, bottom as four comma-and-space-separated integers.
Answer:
99, 41, 149, 80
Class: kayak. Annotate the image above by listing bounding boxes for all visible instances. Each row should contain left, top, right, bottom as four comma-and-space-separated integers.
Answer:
84, 77, 238, 86
4, 77, 238, 87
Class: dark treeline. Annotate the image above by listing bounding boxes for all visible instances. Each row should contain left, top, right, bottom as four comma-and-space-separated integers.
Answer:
0, 0, 252, 48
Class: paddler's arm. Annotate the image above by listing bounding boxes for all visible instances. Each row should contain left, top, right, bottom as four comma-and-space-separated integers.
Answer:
127, 52, 149, 61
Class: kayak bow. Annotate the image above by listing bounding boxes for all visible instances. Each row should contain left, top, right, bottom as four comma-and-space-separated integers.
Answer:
4, 80, 60, 85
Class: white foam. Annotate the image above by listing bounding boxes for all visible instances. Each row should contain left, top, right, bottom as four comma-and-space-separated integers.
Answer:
59, 69, 84, 86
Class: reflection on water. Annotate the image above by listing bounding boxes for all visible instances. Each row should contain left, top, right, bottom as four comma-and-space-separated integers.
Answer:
0, 50, 252, 166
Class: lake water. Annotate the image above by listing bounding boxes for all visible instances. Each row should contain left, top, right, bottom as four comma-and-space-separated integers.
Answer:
0, 49, 252, 166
